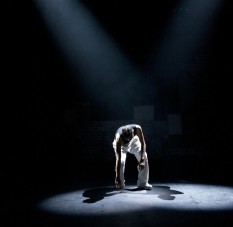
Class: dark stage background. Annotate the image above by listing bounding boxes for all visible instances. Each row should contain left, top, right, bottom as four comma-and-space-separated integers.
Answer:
3, 1, 233, 223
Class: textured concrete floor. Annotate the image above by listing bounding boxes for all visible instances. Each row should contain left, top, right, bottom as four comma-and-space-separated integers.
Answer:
29, 182, 233, 227
5, 156, 233, 227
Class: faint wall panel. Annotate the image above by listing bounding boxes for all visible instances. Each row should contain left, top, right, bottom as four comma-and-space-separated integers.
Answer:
167, 114, 182, 135
133, 105, 154, 120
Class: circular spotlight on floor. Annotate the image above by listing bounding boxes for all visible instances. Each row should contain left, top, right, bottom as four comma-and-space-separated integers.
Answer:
37, 183, 233, 217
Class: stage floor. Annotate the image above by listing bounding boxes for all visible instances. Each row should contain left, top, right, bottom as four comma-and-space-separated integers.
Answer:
31, 181, 233, 226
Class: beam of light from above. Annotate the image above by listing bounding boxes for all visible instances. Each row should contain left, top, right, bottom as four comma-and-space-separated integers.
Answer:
147, 0, 223, 84
33, 0, 147, 114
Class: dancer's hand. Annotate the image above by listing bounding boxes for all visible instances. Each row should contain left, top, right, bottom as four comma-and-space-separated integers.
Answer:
115, 177, 122, 189
139, 159, 145, 170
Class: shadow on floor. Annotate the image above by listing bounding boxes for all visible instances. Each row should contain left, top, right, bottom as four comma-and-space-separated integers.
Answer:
82, 185, 183, 203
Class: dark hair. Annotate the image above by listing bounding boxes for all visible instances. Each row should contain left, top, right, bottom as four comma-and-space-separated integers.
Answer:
122, 127, 132, 142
